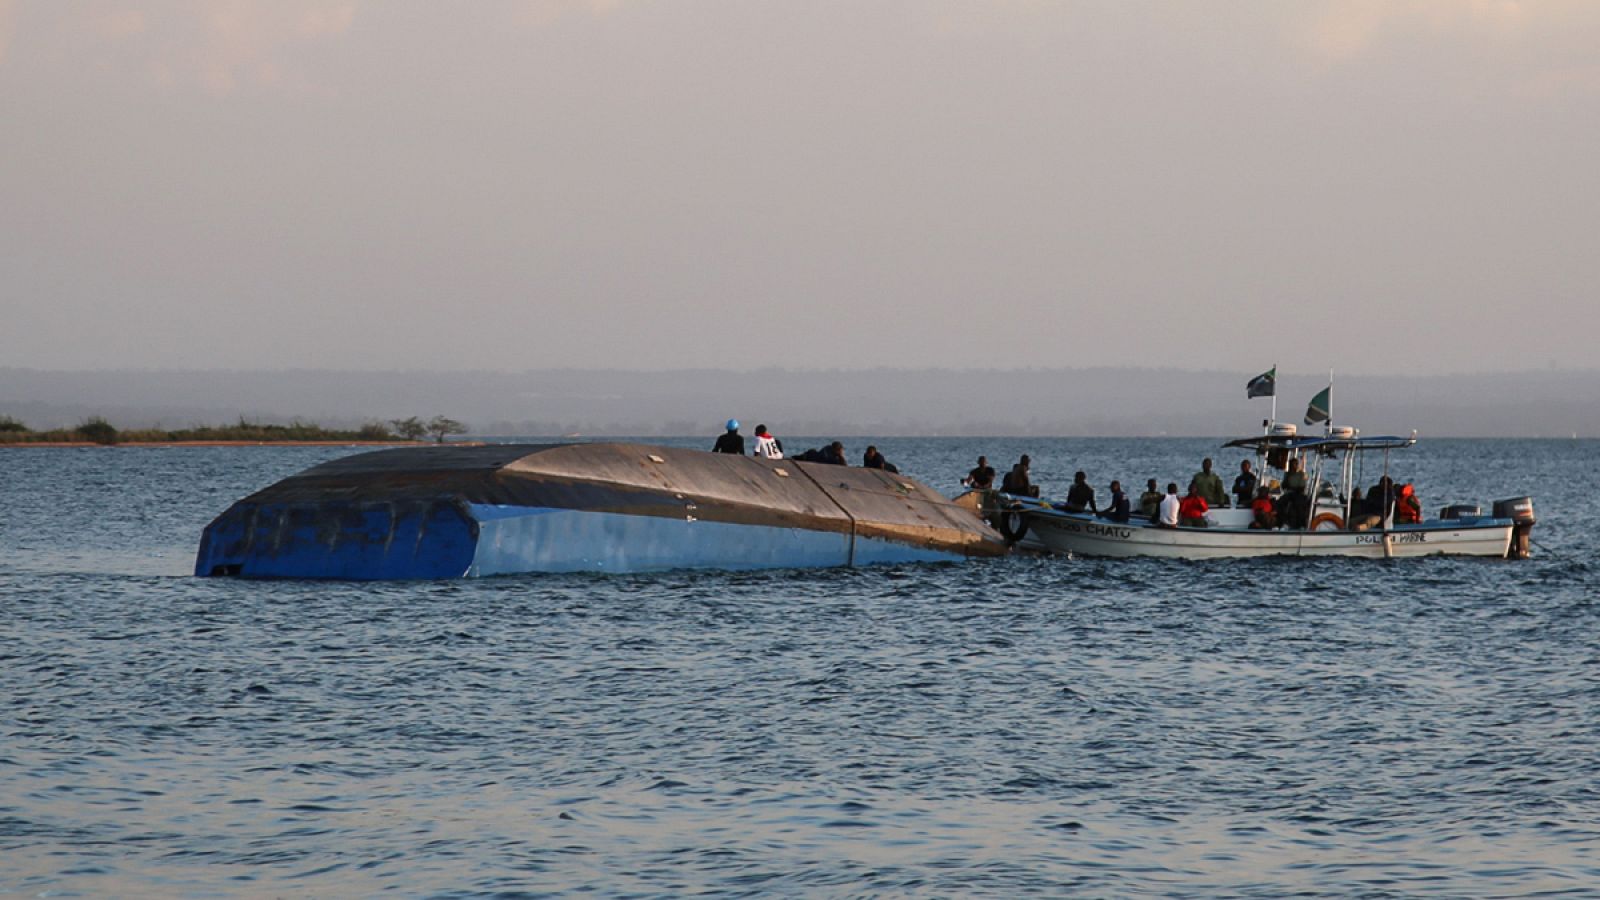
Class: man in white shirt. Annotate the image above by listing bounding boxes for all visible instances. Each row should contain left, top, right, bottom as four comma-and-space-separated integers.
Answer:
1157, 482, 1181, 528
752, 424, 783, 459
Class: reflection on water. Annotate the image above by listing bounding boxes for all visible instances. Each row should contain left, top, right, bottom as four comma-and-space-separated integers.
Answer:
2, 440, 1597, 895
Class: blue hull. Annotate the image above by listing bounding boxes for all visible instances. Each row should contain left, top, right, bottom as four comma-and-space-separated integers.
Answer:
195, 499, 479, 580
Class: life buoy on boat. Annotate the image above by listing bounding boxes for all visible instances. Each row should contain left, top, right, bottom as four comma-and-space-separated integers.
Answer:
996, 507, 1030, 544
1308, 512, 1344, 532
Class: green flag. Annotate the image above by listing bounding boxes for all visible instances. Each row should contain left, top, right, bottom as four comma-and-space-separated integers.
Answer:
1246, 367, 1276, 399
1304, 386, 1331, 425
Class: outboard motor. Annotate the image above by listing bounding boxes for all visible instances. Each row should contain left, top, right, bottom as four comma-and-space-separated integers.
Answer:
1492, 497, 1536, 559
1439, 504, 1481, 520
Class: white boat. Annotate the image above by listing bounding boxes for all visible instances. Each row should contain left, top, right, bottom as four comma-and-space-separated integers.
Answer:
981, 426, 1535, 561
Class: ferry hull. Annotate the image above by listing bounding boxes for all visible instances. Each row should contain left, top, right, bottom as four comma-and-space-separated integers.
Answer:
195, 443, 1007, 579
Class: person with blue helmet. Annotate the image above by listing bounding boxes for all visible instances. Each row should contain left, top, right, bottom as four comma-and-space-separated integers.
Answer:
712, 419, 745, 454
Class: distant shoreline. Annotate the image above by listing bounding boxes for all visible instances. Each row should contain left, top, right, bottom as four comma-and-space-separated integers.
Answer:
0, 440, 446, 448
8, 367, 1597, 438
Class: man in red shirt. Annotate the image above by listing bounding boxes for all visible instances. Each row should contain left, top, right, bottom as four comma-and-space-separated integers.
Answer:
1178, 482, 1210, 527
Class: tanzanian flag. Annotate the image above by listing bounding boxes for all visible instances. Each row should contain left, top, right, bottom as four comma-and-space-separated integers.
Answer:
1305, 386, 1331, 425
1246, 367, 1276, 398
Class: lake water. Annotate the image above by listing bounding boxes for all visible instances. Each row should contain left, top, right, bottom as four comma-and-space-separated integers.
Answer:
2, 437, 1597, 897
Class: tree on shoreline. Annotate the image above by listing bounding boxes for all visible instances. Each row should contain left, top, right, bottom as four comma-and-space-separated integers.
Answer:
389, 416, 427, 441
426, 416, 467, 444
0, 417, 411, 444
78, 417, 119, 445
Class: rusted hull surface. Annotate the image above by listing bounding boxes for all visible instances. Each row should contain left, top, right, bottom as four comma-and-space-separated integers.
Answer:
196, 443, 1006, 579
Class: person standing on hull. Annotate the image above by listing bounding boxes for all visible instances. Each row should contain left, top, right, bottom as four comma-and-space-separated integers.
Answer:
1193, 457, 1228, 508
1002, 455, 1039, 498
1232, 460, 1258, 508
713, 419, 745, 454
1065, 471, 1097, 514
752, 425, 783, 459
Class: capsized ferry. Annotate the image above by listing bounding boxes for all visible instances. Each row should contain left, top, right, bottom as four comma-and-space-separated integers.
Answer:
196, 442, 1008, 579
973, 424, 1535, 561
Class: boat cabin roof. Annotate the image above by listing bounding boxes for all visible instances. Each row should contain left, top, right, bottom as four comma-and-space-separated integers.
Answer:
1221, 434, 1417, 453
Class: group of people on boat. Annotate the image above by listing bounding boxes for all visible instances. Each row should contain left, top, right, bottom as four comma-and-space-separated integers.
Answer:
976, 450, 1425, 532
1347, 477, 1424, 527
715, 420, 1431, 533
1142, 476, 1230, 529
711, 421, 899, 472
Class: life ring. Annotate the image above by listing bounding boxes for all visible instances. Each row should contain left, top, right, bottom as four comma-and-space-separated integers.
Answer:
1309, 512, 1345, 532
996, 508, 1030, 544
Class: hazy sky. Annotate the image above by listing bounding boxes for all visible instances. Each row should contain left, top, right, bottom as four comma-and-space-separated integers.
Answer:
2, 1, 1597, 375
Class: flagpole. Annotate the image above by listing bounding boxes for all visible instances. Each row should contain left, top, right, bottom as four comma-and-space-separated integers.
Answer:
1270, 362, 1278, 429
1326, 367, 1334, 436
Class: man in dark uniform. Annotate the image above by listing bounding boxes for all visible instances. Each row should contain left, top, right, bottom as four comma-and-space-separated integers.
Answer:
1232, 459, 1258, 508
712, 419, 744, 454
964, 456, 996, 489
1065, 471, 1097, 513
862, 446, 898, 472
1366, 476, 1395, 520
1100, 480, 1131, 522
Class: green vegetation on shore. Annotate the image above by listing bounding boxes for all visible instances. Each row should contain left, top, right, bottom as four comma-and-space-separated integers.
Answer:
0, 415, 469, 445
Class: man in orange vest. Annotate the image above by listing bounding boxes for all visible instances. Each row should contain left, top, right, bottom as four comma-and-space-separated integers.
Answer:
1396, 483, 1423, 524
1249, 486, 1276, 529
